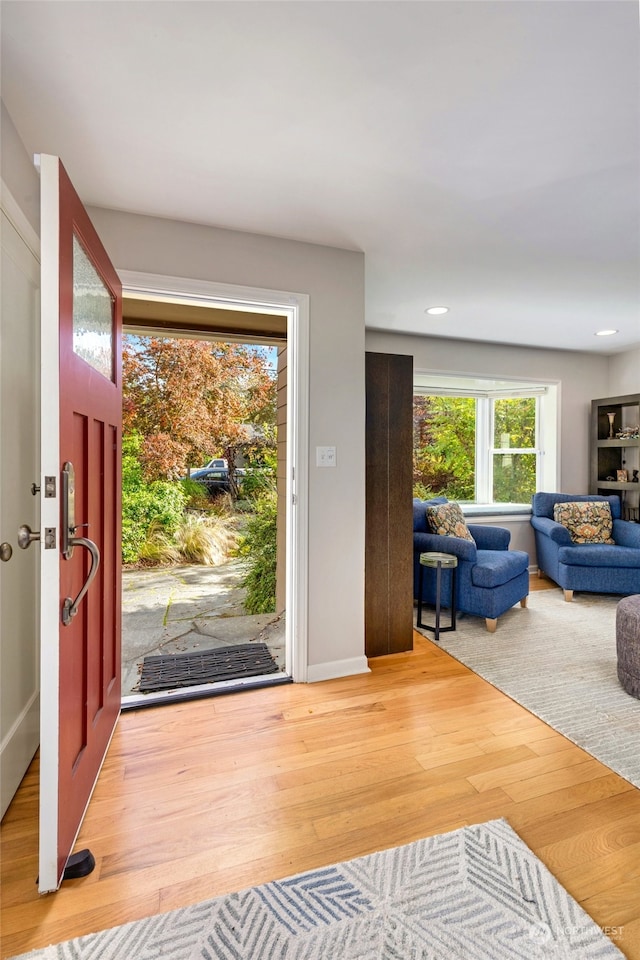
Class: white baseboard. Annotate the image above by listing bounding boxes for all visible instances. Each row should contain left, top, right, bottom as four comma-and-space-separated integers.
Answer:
306, 656, 371, 683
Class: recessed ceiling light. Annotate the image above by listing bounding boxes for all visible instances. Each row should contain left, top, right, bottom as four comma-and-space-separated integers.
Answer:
595, 329, 618, 337
425, 306, 449, 316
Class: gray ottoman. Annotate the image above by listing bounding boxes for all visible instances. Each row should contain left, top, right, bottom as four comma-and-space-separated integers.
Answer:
616, 595, 640, 699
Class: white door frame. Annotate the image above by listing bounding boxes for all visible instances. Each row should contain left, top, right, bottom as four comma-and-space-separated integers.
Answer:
118, 270, 309, 683
0, 181, 41, 818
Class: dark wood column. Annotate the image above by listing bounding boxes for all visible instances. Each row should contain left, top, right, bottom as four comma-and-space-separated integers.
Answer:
365, 351, 414, 657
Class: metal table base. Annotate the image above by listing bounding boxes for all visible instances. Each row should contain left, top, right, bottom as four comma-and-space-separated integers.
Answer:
417, 551, 457, 642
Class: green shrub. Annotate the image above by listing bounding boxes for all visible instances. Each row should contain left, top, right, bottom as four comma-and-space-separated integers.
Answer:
413, 481, 436, 501
233, 498, 255, 514
180, 477, 213, 512
122, 433, 187, 564
235, 490, 277, 614
241, 466, 275, 500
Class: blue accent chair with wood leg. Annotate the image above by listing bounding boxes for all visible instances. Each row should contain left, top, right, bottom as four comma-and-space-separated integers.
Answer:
530, 492, 640, 601
413, 498, 530, 633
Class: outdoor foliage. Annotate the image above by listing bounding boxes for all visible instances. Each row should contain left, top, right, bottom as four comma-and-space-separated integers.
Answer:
173, 513, 238, 566
413, 396, 476, 500
121, 433, 187, 564
492, 397, 537, 502
181, 477, 214, 512
137, 520, 180, 566
493, 397, 536, 448
121, 335, 280, 567
413, 394, 537, 503
492, 453, 537, 503
236, 484, 277, 615
240, 444, 278, 500
122, 434, 239, 566
123, 336, 277, 482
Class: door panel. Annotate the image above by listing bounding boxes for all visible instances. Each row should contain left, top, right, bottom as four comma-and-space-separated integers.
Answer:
38, 155, 122, 891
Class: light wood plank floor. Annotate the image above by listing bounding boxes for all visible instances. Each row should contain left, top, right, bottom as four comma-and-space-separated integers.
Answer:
2, 580, 639, 959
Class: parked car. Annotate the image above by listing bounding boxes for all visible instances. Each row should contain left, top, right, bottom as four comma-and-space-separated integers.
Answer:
204, 458, 228, 469
187, 467, 244, 497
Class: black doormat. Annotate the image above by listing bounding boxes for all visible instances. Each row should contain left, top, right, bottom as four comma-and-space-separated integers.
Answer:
139, 642, 280, 693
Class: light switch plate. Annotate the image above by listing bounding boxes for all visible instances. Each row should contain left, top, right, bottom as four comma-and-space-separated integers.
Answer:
316, 446, 337, 467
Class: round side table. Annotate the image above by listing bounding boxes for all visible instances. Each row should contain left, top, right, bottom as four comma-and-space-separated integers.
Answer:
417, 551, 458, 641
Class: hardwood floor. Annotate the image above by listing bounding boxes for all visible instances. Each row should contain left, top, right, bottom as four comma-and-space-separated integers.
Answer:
2, 577, 639, 959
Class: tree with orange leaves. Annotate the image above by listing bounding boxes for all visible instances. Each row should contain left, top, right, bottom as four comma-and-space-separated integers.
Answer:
123, 336, 276, 484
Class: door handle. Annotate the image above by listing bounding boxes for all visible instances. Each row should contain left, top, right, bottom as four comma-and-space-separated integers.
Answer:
16, 525, 57, 550
17, 524, 40, 548
2, 525, 56, 561
61, 460, 100, 626
62, 535, 100, 626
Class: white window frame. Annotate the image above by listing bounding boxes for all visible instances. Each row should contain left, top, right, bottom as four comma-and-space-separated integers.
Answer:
477, 394, 540, 503
414, 374, 559, 510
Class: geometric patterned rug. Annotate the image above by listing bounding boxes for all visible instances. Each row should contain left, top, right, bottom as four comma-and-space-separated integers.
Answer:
11, 819, 624, 959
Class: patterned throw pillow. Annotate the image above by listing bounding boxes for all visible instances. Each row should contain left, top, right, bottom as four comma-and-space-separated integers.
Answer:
553, 501, 615, 544
426, 502, 475, 542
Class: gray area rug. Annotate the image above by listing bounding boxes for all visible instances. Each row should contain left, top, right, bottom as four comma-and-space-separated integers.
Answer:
11, 819, 623, 959
417, 589, 640, 789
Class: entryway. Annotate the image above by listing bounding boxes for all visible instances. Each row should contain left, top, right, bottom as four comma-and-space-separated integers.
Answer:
118, 291, 299, 708
0, 168, 310, 863
121, 562, 288, 705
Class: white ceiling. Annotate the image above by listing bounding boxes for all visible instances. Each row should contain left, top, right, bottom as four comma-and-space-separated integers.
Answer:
1, 1, 638, 354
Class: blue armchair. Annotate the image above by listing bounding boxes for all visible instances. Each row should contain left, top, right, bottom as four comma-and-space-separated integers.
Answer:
413, 498, 530, 632
531, 492, 640, 601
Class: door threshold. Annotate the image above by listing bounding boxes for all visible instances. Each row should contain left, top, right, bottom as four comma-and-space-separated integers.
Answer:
120, 672, 292, 712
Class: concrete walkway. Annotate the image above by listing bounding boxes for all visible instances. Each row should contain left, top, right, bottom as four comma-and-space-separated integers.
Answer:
121, 559, 285, 695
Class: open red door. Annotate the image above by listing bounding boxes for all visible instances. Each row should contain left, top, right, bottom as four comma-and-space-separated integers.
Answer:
38, 155, 122, 892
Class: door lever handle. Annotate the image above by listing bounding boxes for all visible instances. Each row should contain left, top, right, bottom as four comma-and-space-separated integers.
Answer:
60, 460, 100, 625
62, 535, 100, 626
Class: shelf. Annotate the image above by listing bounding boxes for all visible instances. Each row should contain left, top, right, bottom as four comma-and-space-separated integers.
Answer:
591, 394, 640, 498
596, 438, 640, 447
595, 481, 640, 491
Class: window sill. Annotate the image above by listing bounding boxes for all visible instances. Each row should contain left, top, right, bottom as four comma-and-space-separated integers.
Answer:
461, 503, 532, 519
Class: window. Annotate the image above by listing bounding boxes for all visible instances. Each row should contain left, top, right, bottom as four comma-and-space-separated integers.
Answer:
489, 396, 537, 503
413, 375, 558, 508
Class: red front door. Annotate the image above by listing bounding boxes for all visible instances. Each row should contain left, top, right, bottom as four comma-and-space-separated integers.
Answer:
38, 155, 122, 892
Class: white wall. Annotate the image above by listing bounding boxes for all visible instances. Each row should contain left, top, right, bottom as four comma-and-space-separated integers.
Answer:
87, 206, 366, 676
0, 102, 39, 233
608, 347, 640, 397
